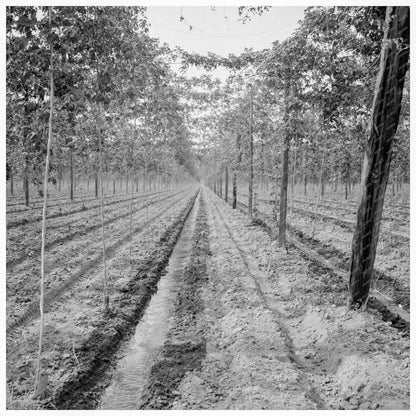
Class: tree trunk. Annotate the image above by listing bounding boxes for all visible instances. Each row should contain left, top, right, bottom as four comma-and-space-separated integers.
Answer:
233, 133, 242, 209
70, 146, 74, 201
278, 84, 291, 247
290, 145, 297, 220
291, 145, 297, 194
225, 166, 229, 202
273, 170, 279, 219
219, 174, 223, 198
232, 173, 237, 208
311, 136, 327, 238
248, 90, 254, 219
345, 177, 348, 200
95, 170, 98, 198
145, 164, 148, 192
349, 6, 409, 308
10, 166, 14, 195
278, 142, 289, 246
24, 158, 29, 207
320, 139, 326, 198
145, 165, 149, 228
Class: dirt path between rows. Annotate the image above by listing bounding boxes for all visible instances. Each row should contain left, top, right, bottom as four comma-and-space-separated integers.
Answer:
168, 188, 321, 409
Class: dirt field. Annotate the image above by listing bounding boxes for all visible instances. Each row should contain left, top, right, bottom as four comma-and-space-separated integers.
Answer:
6, 186, 410, 410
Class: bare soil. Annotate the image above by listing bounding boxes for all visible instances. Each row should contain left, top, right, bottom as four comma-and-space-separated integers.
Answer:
169, 189, 408, 410
6, 185, 410, 410
239, 186, 410, 313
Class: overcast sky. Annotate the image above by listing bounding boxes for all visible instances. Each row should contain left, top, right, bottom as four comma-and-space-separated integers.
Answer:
146, 6, 305, 80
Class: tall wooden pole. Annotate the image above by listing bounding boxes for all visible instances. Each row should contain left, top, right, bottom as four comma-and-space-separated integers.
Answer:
349, 7, 409, 308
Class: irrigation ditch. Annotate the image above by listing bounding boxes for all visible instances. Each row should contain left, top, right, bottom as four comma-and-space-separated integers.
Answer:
138, 193, 211, 409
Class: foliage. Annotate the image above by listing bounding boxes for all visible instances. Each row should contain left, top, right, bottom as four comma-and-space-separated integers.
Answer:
6, 5, 410, 195
6, 6, 197, 192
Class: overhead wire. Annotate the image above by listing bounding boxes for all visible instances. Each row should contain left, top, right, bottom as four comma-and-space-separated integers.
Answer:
149, 21, 300, 38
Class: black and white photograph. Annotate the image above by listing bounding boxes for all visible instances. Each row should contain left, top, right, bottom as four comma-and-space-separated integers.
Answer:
4, 2, 411, 411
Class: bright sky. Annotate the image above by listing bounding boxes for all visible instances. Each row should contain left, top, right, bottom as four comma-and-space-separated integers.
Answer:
146, 6, 305, 80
